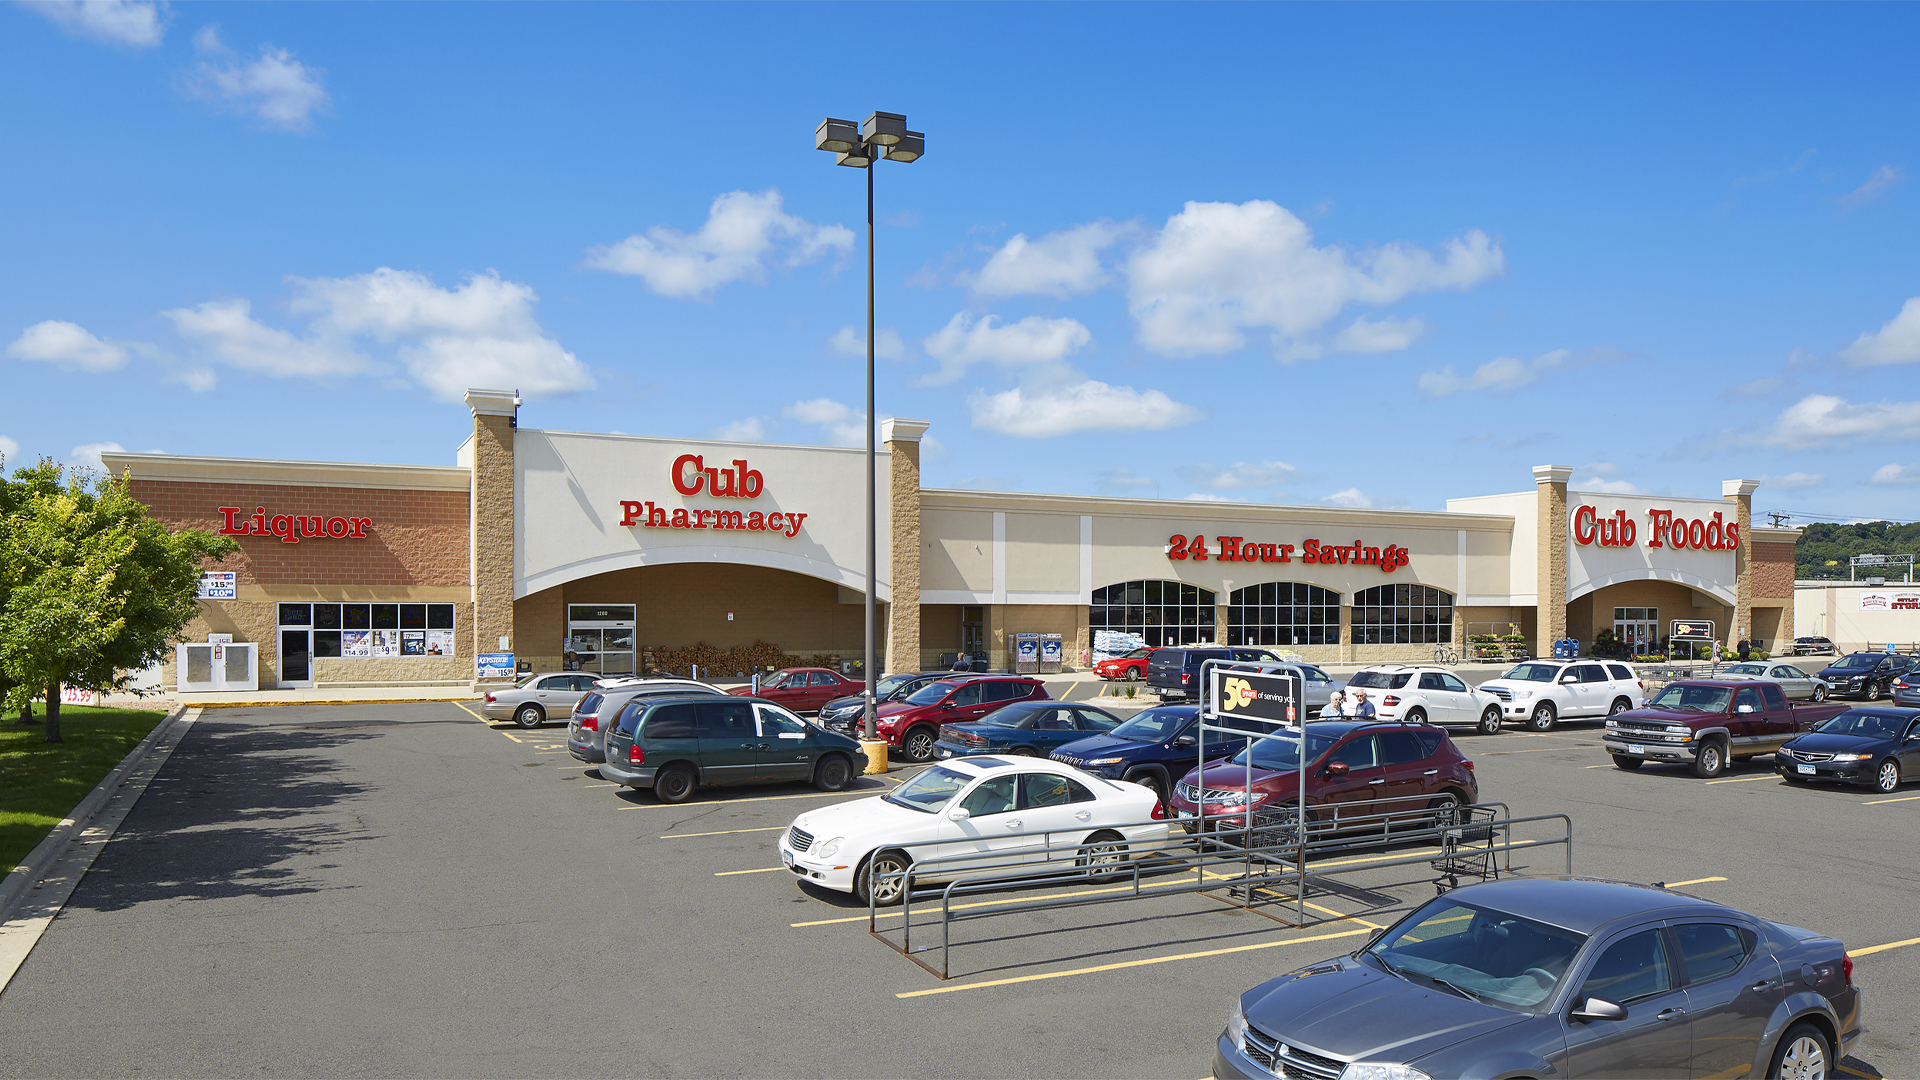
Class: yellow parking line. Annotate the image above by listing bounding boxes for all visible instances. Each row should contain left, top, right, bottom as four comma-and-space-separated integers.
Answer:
1863, 794, 1920, 805
1852, 935, 1920, 957
663, 825, 788, 839
1666, 877, 1728, 887
896, 926, 1374, 997
618, 789, 881, 811
1581, 764, 1615, 769
450, 700, 486, 722
501, 732, 523, 743
1704, 775, 1776, 785
715, 867, 786, 877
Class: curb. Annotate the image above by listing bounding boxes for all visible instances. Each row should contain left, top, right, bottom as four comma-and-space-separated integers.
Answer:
0, 704, 194, 921
187, 696, 482, 709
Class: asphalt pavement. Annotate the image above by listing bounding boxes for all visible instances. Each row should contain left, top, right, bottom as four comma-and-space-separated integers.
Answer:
0, 701, 1912, 1078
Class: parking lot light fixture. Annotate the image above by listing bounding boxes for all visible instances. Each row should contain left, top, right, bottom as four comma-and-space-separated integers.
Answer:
814, 110, 924, 747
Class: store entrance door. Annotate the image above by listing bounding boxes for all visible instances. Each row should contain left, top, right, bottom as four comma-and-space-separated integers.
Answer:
566, 604, 636, 675
1613, 607, 1659, 657
280, 629, 311, 685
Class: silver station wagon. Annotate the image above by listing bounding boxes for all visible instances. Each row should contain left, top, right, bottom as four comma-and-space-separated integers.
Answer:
566, 678, 725, 763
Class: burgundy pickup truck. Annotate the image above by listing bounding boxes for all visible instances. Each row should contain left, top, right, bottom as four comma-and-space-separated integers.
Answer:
1601, 679, 1850, 778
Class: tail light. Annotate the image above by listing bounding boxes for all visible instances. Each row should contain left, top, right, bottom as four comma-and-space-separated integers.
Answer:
1462, 759, 1475, 771
1383, 695, 1401, 707
628, 745, 645, 764
485, 693, 496, 703
1843, 953, 1853, 984
1150, 801, 1166, 820
581, 715, 599, 731
1182, 672, 1193, 684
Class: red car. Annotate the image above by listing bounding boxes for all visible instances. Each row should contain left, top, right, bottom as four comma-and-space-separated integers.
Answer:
727, 667, 862, 714
1093, 647, 1157, 681
1169, 720, 1478, 834
871, 675, 1049, 763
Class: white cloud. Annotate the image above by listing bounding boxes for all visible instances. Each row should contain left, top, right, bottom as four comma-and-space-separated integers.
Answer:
0, 435, 18, 464
1179, 460, 1297, 491
191, 24, 225, 55
165, 268, 593, 401
969, 379, 1203, 438
23, 0, 163, 47
1125, 200, 1503, 358
584, 190, 853, 300
166, 366, 217, 392
1759, 471, 1824, 491
921, 312, 1092, 385
1322, 488, 1373, 508
1418, 349, 1572, 398
1867, 464, 1920, 487
782, 398, 866, 447
1841, 297, 1920, 366
969, 221, 1128, 299
1331, 315, 1428, 355
1184, 493, 1232, 502
1575, 477, 1646, 495
1759, 394, 1920, 449
1841, 165, 1905, 211
1096, 468, 1156, 493
710, 417, 767, 442
186, 46, 330, 131
827, 325, 904, 361
7, 320, 130, 371
68, 441, 125, 472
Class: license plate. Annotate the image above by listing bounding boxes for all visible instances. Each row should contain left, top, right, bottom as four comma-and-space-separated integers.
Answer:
1798, 764, 1815, 775
1627, 744, 1645, 755
1176, 809, 1195, 819
936, 748, 951, 758
781, 851, 795, 869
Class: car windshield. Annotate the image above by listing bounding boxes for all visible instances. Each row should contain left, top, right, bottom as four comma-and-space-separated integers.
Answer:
1648, 684, 1733, 712
903, 681, 961, 706
884, 765, 972, 813
1722, 664, 1768, 675
1109, 707, 1191, 742
762, 671, 797, 689
1125, 648, 1151, 659
1349, 670, 1410, 690
874, 674, 919, 698
514, 673, 542, 688
1502, 663, 1562, 682
1226, 730, 1339, 771
1814, 712, 1908, 739
1831, 655, 1880, 669
1366, 898, 1587, 1011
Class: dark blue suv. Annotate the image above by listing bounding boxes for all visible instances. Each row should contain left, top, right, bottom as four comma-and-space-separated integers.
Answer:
1048, 703, 1251, 804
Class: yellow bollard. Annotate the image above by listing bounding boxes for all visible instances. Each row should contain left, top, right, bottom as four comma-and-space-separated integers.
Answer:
860, 739, 889, 775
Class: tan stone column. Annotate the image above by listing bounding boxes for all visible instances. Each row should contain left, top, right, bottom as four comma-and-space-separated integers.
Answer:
1724, 479, 1760, 650
466, 388, 520, 681
1338, 604, 1353, 663
883, 418, 928, 673
1534, 465, 1573, 658
1214, 602, 1229, 645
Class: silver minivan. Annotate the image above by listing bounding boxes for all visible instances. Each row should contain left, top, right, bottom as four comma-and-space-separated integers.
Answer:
567, 678, 725, 763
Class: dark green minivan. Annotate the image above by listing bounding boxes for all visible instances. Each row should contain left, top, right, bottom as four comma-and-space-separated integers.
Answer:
600, 695, 868, 804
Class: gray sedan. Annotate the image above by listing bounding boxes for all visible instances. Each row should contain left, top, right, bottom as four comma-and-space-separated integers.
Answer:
1719, 661, 1829, 701
1216, 876, 1860, 1080
566, 678, 724, 763
481, 672, 603, 728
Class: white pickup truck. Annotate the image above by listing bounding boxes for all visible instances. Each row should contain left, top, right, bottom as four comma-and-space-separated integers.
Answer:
1473, 658, 1647, 731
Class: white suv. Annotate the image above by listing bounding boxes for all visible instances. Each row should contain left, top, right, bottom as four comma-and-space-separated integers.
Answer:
1346, 666, 1507, 735
1475, 659, 1646, 732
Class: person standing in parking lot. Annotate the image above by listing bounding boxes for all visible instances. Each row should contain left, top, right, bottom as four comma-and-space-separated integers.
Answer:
1351, 689, 1376, 719
1320, 690, 1347, 719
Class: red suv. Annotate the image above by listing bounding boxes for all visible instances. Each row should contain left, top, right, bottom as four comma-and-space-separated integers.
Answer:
873, 675, 1049, 762
1169, 720, 1478, 835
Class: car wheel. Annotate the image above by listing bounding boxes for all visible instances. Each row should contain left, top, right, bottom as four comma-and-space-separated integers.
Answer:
1528, 702, 1556, 732
1767, 1022, 1829, 1080
856, 849, 912, 907
1868, 680, 1885, 701
653, 764, 696, 804
1611, 755, 1643, 770
1875, 758, 1901, 794
1424, 793, 1462, 835
1076, 831, 1129, 878
513, 703, 545, 729
902, 725, 938, 763
1406, 707, 1427, 725
1693, 739, 1727, 779
1123, 768, 1168, 805
1608, 697, 1631, 717
1811, 684, 1826, 702
1476, 706, 1502, 735
813, 754, 851, 792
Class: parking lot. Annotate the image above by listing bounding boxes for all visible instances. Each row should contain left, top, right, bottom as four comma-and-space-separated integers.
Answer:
0, 699, 1914, 1078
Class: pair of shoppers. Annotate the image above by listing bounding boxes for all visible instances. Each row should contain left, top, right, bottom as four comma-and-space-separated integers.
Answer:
1319, 689, 1374, 720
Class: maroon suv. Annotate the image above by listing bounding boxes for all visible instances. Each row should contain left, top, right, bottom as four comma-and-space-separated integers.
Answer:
1169, 720, 1478, 833
872, 675, 1049, 762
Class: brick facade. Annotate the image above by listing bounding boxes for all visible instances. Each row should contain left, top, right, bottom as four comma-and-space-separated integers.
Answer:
1752, 541, 1795, 598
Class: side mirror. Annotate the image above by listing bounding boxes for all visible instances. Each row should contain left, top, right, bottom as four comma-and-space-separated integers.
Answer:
948, 807, 971, 822
1326, 761, 1351, 777
1736, 704, 1754, 714
1174, 734, 1198, 747
1561, 674, 1580, 684
1570, 997, 1627, 1024
941, 701, 957, 710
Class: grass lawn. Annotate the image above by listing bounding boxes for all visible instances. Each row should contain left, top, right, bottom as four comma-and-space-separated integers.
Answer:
1, 706, 168, 874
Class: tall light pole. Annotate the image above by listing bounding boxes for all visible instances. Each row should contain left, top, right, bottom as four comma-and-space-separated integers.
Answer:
815, 112, 924, 745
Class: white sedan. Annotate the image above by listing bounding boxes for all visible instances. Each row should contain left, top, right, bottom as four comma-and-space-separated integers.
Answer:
779, 756, 1172, 906
1715, 661, 1829, 701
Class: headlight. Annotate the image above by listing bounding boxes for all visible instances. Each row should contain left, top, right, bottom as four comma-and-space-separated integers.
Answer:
1085, 756, 1125, 766
1831, 753, 1869, 762
1515, 689, 1534, 699
1664, 726, 1690, 735
1340, 1065, 1431, 1080
1215, 791, 1267, 806
816, 837, 845, 858
1605, 719, 1618, 728
1224, 1002, 1248, 1052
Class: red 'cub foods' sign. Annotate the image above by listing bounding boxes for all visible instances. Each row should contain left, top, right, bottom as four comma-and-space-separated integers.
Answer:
620, 455, 808, 538
1168, 533, 1410, 574
1572, 505, 1739, 551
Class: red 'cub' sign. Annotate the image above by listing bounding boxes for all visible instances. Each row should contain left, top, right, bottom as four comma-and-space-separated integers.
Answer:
218, 506, 370, 544
621, 455, 808, 538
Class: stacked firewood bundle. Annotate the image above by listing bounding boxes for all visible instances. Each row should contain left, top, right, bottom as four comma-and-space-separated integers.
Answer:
641, 641, 842, 677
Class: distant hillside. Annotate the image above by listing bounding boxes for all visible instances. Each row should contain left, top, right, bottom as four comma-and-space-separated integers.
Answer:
1795, 521, 1920, 581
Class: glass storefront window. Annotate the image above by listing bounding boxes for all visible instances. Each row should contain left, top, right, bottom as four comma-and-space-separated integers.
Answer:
1352, 584, 1454, 644
1090, 580, 1216, 647
1228, 583, 1342, 646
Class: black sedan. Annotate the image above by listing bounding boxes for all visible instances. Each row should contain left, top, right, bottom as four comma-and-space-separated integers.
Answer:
1778, 708, 1920, 794
1814, 652, 1912, 700
816, 671, 952, 731
1216, 877, 1861, 1080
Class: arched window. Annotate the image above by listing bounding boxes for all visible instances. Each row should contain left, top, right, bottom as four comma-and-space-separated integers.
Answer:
1352, 583, 1454, 644
1089, 580, 1216, 647
1227, 583, 1342, 647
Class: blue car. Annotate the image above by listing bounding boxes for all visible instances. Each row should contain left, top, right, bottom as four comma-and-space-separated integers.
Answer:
932, 701, 1122, 760
1048, 703, 1252, 804
1777, 707, 1920, 793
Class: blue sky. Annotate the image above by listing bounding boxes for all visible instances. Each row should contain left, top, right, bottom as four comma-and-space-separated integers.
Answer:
4, 2, 1919, 523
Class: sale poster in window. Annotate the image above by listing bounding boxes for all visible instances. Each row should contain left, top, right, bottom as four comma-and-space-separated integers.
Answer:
401, 631, 426, 656
341, 631, 372, 658
425, 630, 455, 656
372, 630, 400, 657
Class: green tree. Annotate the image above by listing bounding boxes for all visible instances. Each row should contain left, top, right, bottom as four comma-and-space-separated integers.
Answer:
0, 459, 238, 743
